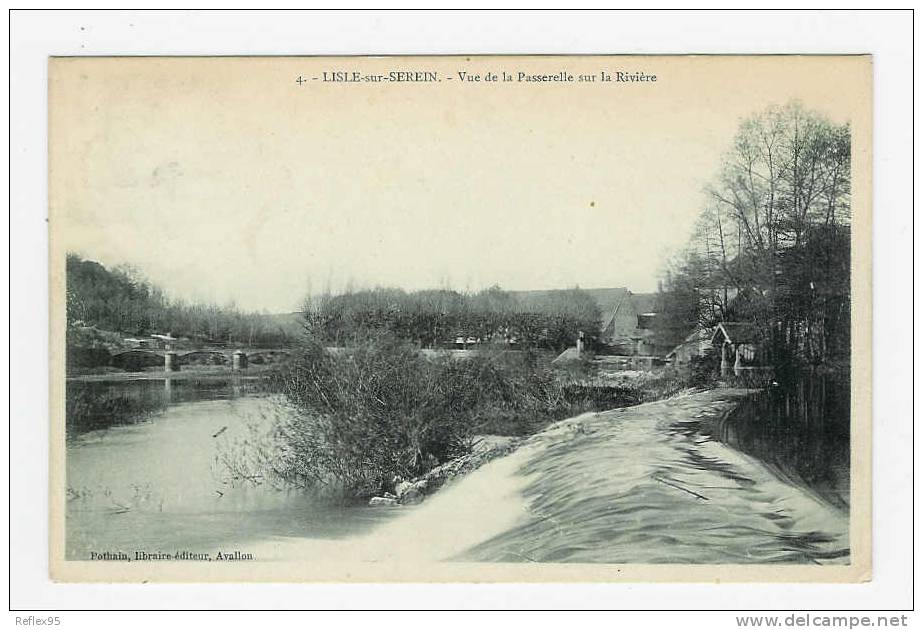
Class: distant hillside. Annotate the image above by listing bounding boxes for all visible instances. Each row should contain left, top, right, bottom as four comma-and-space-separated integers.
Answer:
66, 254, 302, 347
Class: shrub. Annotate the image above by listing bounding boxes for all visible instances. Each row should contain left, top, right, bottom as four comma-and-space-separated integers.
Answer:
223, 337, 655, 499
689, 352, 720, 387
266, 337, 470, 496
66, 346, 112, 370
259, 338, 593, 497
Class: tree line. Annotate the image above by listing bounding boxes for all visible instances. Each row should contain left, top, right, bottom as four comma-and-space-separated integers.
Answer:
303, 285, 602, 352
652, 101, 852, 370
66, 254, 603, 353
65, 254, 296, 347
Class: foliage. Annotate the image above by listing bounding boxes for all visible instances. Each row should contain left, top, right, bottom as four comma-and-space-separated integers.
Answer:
66, 254, 297, 347
66, 346, 112, 370
302, 285, 601, 353
653, 102, 851, 367
239, 337, 624, 497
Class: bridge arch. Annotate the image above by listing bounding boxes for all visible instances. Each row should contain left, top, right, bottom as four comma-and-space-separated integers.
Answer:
110, 350, 165, 371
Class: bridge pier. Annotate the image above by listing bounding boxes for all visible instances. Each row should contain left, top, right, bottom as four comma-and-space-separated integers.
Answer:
232, 350, 248, 371
164, 351, 178, 372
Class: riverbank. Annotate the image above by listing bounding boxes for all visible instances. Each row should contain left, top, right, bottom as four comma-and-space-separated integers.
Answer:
368, 435, 524, 506
67, 366, 275, 382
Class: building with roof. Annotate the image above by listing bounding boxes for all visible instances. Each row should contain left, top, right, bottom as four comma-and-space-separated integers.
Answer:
591, 288, 659, 353
710, 321, 765, 376
665, 328, 713, 367
510, 287, 662, 356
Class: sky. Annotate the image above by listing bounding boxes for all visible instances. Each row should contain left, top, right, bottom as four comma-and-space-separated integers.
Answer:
49, 56, 867, 312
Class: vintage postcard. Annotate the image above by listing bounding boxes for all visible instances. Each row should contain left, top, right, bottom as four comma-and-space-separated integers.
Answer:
48, 55, 872, 582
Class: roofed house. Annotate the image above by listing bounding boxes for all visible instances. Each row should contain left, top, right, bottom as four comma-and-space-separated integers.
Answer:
508, 286, 663, 356
665, 328, 713, 367
585, 288, 660, 355
711, 321, 765, 376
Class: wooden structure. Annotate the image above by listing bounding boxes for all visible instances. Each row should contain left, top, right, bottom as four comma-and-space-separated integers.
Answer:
710, 322, 763, 377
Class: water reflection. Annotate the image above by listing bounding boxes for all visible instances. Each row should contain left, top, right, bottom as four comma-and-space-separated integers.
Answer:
65, 376, 392, 561
703, 373, 850, 510
65, 377, 264, 439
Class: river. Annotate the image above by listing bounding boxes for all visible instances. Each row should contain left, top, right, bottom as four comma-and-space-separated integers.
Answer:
65, 377, 394, 560
65, 375, 850, 564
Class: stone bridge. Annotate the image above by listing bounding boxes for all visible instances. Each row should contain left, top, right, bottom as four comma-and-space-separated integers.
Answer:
109, 348, 293, 372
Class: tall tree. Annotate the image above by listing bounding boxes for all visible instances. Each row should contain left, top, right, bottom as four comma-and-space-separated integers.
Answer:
660, 101, 851, 367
